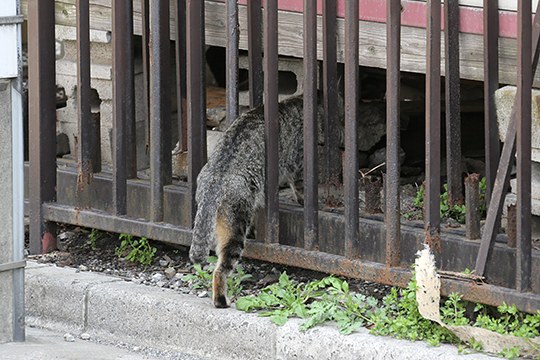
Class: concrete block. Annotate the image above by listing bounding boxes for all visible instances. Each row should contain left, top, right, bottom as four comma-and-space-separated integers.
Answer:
504, 193, 540, 240
238, 55, 306, 106
275, 319, 494, 360
25, 264, 121, 333
495, 85, 540, 162
86, 281, 276, 360
56, 25, 111, 44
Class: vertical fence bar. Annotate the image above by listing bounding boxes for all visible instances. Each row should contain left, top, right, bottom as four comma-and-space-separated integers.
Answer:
176, 0, 187, 151
125, 2, 136, 179
76, 0, 93, 187
344, 0, 359, 258
187, 0, 207, 224
386, 0, 401, 267
425, 0, 442, 251
322, 0, 341, 186
142, 0, 150, 153
28, 0, 56, 254
303, 0, 318, 251
149, 0, 172, 222
516, 0, 532, 292
112, 0, 134, 215
226, 0, 239, 125
264, 0, 279, 244
483, 0, 499, 204
247, 0, 263, 108
465, 173, 481, 239
475, 5, 540, 276
444, 0, 462, 206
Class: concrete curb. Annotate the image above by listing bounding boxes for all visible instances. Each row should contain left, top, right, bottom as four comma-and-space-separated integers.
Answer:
25, 262, 497, 360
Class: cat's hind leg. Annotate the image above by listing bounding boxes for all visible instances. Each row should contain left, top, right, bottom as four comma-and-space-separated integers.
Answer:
212, 210, 245, 308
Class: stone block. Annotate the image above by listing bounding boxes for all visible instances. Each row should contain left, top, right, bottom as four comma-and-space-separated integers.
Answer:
238, 55, 306, 106
86, 281, 276, 360
25, 264, 121, 334
495, 85, 540, 162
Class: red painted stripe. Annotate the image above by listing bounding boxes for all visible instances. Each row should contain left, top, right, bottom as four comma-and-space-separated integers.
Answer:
227, 0, 521, 38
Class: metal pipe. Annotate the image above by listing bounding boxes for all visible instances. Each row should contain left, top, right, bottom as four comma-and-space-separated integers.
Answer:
264, 0, 279, 244
444, 0, 463, 207
226, 0, 239, 125
149, 0, 172, 222
483, 0, 499, 204
303, 0, 318, 251
247, 0, 262, 109
28, 0, 57, 255
344, 0, 359, 258
516, 0, 532, 292
425, 0, 442, 252
187, 0, 207, 225
385, 0, 401, 267
76, 0, 93, 188
322, 0, 341, 187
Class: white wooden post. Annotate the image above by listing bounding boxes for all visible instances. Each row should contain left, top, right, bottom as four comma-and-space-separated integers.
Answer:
0, 0, 25, 343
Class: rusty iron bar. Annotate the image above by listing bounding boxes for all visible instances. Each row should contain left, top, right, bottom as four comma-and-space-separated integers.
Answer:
344, 0, 359, 258
247, 0, 263, 109
112, 0, 135, 215
176, 0, 188, 152
264, 0, 279, 244
89, 113, 101, 174
187, 0, 207, 225
226, 0, 239, 125
483, 0, 499, 205
43, 203, 193, 247
149, 0, 172, 222
303, 0, 318, 251
516, 0, 532, 293
425, 0, 442, 252
507, 204, 517, 248
444, 0, 463, 207
364, 176, 382, 214
242, 241, 540, 314
76, 0, 94, 187
322, 0, 341, 186
125, 2, 136, 180
28, 0, 57, 254
464, 173, 481, 240
475, 4, 540, 277
142, 0, 150, 154
385, 0, 401, 267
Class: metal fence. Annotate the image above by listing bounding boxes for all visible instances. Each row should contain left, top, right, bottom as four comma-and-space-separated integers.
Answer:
26, 0, 540, 313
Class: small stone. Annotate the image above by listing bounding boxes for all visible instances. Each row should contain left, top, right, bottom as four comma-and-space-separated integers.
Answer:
174, 273, 184, 280
159, 259, 169, 267
79, 265, 88, 272
164, 267, 176, 279
133, 346, 141, 352
156, 281, 166, 287
80, 333, 91, 340
198, 291, 208, 298
151, 273, 164, 282
63, 333, 75, 342
131, 278, 143, 285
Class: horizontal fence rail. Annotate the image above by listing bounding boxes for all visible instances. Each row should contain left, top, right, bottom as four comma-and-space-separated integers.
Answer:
25, 0, 539, 313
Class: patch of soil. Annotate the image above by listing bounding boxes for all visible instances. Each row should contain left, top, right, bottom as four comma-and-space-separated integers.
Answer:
28, 225, 391, 302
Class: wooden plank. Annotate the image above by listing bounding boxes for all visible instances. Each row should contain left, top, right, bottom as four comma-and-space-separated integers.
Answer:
20, 0, 537, 86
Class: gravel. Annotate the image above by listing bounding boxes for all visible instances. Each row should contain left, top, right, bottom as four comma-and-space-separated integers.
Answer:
28, 225, 391, 302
